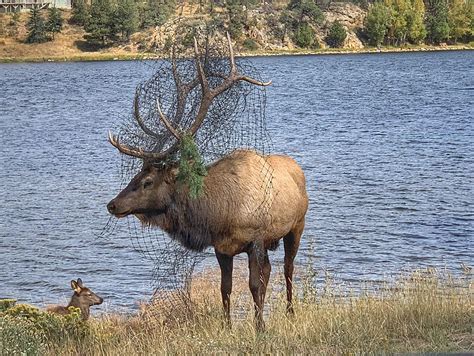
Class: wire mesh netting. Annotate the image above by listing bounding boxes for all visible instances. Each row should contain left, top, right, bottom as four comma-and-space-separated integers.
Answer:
102, 29, 275, 323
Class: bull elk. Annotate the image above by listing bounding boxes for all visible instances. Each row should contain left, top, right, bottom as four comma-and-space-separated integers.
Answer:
107, 34, 308, 330
46, 278, 103, 320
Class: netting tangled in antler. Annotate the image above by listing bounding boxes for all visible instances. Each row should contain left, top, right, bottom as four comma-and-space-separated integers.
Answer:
110, 32, 275, 322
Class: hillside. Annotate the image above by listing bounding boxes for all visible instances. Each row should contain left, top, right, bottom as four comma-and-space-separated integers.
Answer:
0, 1, 472, 62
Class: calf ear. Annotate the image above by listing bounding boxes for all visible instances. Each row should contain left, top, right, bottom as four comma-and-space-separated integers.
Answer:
71, 280, 81, 293
76, 278, 84, 288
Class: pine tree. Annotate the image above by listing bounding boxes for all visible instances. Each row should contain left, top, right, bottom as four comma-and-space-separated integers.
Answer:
141, 0, 176, 29
71, 0, 89, 26
46, 7, 63, 40
85, 0, 113, 46
288, 0, 324, 24
26, 8, 49, 43
112, 0, 138, 40
293, 22, 316, 47
326, 21, 347, 47
426, 0, 450, 43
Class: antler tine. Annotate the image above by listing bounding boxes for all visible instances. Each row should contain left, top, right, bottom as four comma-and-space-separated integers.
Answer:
171, 43, 200, 125
108, 130, 168, 160
185, 34, 272, 138
133, 89, 162, 140
225, 32, 271, 86
193, 37, 209, 92
226, 32, 236, 74
156, 98, 181, 140
236, 75, 272, 87
171, 46, 181, 88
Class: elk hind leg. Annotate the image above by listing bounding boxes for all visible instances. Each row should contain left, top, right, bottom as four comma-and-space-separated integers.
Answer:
283, 219, 304, 315
247, 241, 268, 331
216, 251, 234, 326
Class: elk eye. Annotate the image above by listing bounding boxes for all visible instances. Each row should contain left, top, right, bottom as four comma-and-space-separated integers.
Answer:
143, 179, 153, 189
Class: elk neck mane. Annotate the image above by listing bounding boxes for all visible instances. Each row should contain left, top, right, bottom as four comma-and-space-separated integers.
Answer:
136, 150, 269, 252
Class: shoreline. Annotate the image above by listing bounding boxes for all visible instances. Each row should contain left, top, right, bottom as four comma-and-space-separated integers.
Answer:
1, 44, 472, 63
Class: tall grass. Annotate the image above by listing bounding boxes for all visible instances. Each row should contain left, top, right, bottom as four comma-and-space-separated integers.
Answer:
1, 268, 472, 355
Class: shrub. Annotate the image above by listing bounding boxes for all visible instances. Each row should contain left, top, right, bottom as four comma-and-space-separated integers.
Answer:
0, 315, 44, 355
0, 303, 90, 354
293, 22, 315, 47
0, 299, 16, 312
326, 21, 347, 47
242, 38, 259, 50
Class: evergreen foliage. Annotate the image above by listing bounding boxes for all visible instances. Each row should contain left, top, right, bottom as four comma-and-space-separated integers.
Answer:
224, 0, 258, 39
140, 0, 176, 29
293, 22, 316, 47
26, 8, 49, 44
112, 0, 138, 40
71, 0, 89, 26
283, 0, 324, 47
46, 7, 64, 40
85, 0, 113, 46
243, 37, 259, 50
177, 135, 207, 199
326, 20, 347, 47
426, 0, 450, 43
288, 0, 324, 24
17, 0, 473, 48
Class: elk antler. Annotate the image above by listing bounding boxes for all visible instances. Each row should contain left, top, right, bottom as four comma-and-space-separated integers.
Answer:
108, 33, 272, 160
187, 33, 271, 137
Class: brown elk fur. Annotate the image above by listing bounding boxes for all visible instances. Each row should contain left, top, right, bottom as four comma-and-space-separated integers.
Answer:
46, 278, 103, 320
108, 150, 308, 329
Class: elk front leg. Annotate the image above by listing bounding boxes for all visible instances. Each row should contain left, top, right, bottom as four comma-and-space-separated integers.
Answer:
247, 241, 268, 331
216, 250, 233, 326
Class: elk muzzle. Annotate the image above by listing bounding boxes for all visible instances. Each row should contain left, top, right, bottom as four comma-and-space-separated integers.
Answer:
107, 200, 117, 214
107, 199, 130, 218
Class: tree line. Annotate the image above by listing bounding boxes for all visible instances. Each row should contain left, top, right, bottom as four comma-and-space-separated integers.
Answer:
364, 0, 473, 45
22, 0, 474, 47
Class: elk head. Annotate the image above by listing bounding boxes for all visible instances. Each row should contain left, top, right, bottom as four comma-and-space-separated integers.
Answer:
107, 34, 271, 222
107, 160, 178, 220
71, 278, 103, 307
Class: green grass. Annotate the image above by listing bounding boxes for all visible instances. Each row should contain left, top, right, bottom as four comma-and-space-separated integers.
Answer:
1, 269, 472, 355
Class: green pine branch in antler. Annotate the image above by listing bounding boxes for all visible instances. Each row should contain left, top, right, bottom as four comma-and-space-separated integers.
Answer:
177, 134, 207, 199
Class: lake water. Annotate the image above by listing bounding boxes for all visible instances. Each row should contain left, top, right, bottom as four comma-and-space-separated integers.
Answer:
0, 51, 473, 311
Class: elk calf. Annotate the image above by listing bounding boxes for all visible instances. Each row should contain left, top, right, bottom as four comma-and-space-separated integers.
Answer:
47, 278, 103, 320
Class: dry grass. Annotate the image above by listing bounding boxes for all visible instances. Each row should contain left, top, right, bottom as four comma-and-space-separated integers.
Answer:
0, 11, 144, 62
34, 268, 472, 355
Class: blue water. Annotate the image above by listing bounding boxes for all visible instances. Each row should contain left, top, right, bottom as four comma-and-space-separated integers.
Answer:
0, 51, 473, 311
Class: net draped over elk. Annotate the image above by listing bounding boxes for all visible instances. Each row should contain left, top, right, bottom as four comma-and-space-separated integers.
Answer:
107, 34, 308, 330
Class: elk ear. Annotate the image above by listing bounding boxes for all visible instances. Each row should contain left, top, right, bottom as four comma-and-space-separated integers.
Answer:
71, 280, 81, 293
76, 278, 84, 288
164, 167, 179, 184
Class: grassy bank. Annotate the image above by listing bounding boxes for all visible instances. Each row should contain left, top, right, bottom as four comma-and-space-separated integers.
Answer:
1, 43, 473, 64
1, 269, 472, 355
